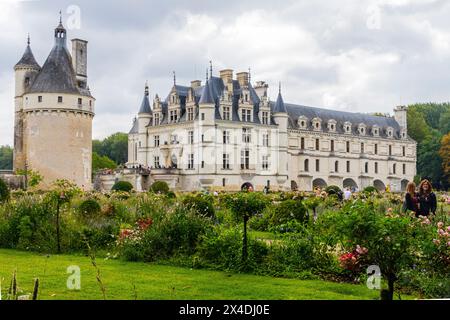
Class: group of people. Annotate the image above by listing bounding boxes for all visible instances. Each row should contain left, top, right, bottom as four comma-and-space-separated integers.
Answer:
403, 179, 437, 217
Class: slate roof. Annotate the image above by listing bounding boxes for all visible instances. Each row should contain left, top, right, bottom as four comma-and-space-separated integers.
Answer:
135, 74, 404, 140
283, 103, 402, 138
26, 22, 92, 97
15, 45, 40, 70
138, 94, 152, 114
129, 118, 139, 134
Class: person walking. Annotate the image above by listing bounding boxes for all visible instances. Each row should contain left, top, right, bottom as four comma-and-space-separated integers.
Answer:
402, 182, 419, 215
417, 180, 437, 217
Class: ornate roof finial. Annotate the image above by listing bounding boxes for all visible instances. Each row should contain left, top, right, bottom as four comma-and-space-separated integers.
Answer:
206, 68, 209, 82
59, 10, 62, 24
145, 81, 149, 96
279, 82, 282, 94
209, 60, 213, 78
27, 33, 30, 46
173, 71, 176, 86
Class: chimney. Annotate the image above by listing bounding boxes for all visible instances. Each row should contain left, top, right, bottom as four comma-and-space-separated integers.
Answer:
219, 69, 234, 84
71, 38, 88, 89
236, 72, 249, 87
191, 80, 201, 89
255, 81, 269, 98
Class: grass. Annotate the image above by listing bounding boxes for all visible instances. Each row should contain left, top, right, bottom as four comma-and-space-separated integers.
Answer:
0, 249, 411, 300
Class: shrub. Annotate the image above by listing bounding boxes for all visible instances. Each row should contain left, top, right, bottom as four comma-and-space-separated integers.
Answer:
111, 181, 133, 193
269, 200, 308, 228
119, 207, 210, 262
182, 194, 215, 218
197, 226, 269, 272
150, 181, 170, 194
78, 198, 101, 217
363, 186, 378, 194
325, 185, 342, 195
0, 178, 10, 203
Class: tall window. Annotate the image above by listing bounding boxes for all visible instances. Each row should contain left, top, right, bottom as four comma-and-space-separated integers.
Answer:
389, 145, 393, 156
375, 162, 379, 174
316, 139, 320, 151
187, 107, 194, 121
222, 154, 230, 170
304, 159, 309, 172
403, 146, 406, 157
154, 135, 160, 147
188, 131, 194, 144
263, 133, 269, 147
170, 110, 178, 122
347, 161, 350, 173
361, 143, 365, 154
188, 154, 194, 170
223, 106, 230, 120
262, 112, 269, 125
78, 98, 82, 106
330, 140, 335, 152
301, 138, 305, 150
374, 144, 378, 155
346, 141, 350, 153
241, 149, 250, 170
154, 156, 160, 168
154, 113, 160, 125
316, 159, 320, 172
262, 155, 269, 170
242, 128, 251, 143
393, 163, 397, 174
403, 163, 406, 175
335, 161, 339, 173
242, 109, 252, 122
223, 130, 230, 144
365, 162, 369, 174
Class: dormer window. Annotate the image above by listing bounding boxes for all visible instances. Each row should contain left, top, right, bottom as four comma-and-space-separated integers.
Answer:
344, 122, 352, 134
154, 113, 160, 125
298, 116, 308, 129
170, 110, 178, 123
58, 96, 63, 103
223, 106, 231, 120
312, 118, 322, 131
359, 124, 367, 136
387, 127, 394, 138
401, 129, 407, 140
372, 126, 380, 137
328, 120, 337, 132
187, 107, 194, 121
262, 111, 269, 125
242, 109, 252, 122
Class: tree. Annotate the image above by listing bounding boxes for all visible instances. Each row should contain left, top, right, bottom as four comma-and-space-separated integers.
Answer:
94, 133, 128, 165
92, 152, 117, 173
439, 133, 450, 187
438, 110, 450, 135
0, 145, 13, 170
45, 180, 81, 253
417, 132, 444, 188
407, 108, 430, 143
224, 192, 269, 264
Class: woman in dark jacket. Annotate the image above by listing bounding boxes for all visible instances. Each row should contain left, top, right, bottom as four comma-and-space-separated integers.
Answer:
403, 182, 419, 215
418, 180, 437, 217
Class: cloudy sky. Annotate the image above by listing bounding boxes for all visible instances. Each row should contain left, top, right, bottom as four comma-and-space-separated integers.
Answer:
1, 0, 450, 145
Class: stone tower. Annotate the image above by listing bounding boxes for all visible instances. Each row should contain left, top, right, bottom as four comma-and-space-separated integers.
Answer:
13, 19, 95, 189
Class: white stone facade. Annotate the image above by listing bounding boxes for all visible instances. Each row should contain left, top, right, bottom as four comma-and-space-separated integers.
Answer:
128, 70, 416, 192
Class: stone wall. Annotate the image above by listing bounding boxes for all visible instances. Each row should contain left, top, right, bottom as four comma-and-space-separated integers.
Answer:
0, 171, 25, 190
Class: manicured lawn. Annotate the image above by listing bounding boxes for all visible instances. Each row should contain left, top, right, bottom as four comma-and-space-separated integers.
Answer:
0, 249, 406, 300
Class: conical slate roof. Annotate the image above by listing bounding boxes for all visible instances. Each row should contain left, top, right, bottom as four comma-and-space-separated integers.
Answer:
15, 44, 40, 70
29, 44, 79, 94
273, 91, 287, 113
139, 95, 152, 114
199, 80, 214, 104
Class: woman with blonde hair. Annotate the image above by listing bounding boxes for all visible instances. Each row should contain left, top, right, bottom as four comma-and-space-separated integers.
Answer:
418, 180, 437, 217
402, 182, 419, 215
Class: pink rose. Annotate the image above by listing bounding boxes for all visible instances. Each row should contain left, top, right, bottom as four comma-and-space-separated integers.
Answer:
447, 226, 450, 232
437, 222, 444, 229
433, 239, 441, 245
